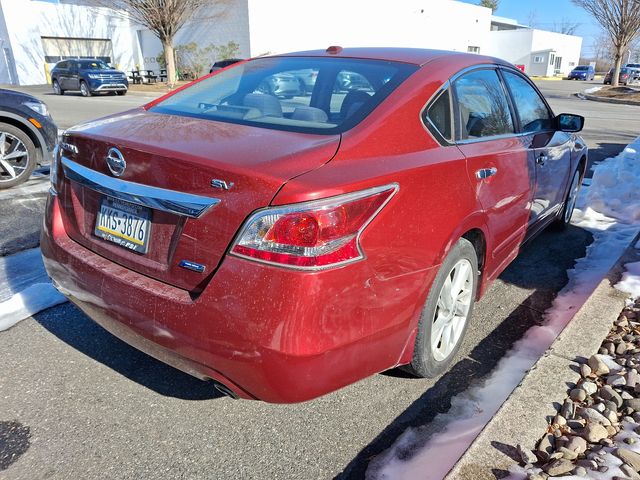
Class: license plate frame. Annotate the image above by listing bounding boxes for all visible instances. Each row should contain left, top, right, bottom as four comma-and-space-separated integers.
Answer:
94, 197, 152, 254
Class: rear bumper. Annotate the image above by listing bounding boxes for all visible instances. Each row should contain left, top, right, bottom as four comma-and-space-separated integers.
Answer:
41, 193, 429, 403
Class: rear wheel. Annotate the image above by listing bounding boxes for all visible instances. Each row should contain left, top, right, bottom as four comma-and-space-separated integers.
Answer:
0, 123, 37, 189
80, 81, 92, 97
116, 90, 127, 96
405, 238, 478, 378
554, 168, 582, 229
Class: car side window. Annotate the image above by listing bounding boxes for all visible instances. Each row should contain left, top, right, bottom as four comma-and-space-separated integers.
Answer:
502, 70, 554, 133
453, 69, 514, 140
423, 88, 452, 141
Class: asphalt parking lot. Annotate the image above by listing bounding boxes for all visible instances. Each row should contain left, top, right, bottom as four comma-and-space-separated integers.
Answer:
0, 79, 639, 479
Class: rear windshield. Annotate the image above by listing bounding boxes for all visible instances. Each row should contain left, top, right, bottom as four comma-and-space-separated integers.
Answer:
149, 56, 418, 134
574, 66, 590, 71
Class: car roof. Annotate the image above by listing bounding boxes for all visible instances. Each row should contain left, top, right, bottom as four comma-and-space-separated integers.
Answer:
273, 47, 511, 67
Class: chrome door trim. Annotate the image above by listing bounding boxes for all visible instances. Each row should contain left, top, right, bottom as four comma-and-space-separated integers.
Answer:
475, 167, 498, 180
61, 157, 220, 218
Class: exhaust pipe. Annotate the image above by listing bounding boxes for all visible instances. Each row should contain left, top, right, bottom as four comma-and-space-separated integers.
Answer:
213, 381, 239, 399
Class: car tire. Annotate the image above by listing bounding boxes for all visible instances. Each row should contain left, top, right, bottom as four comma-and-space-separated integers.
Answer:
554, 168, 582, 230
0, 122, 37, 190
80, 81, 92, 97
404, 238, 478, 378
52, 80, 64, 96
116, 90, 127, 96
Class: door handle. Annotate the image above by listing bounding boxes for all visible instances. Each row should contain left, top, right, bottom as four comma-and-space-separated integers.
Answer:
476, 167, 498, 180
536, 153, 548, 166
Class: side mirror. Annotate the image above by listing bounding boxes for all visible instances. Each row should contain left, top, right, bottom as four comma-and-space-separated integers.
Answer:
556, 113, 584, 132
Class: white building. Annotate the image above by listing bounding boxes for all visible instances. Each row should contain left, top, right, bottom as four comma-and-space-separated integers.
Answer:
488, 17, 583, 76
0, 0, 582, 86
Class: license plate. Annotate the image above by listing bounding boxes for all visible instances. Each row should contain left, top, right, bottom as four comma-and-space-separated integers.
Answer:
94, 197, 152, 254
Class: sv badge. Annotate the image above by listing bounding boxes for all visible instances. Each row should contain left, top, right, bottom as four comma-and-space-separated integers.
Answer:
211, 179, 234, 190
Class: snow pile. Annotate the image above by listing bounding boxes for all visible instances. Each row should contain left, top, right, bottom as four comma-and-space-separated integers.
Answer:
368, 139, 640, 480
617, 261, 640, 299
0, 248, 67, 331
581, 141, 640, 223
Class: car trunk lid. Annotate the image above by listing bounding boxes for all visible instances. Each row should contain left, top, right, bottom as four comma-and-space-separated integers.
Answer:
57, 110, 339, 292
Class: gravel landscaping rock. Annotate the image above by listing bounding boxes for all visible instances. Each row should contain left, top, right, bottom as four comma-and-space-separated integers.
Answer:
509, 299, 640, 478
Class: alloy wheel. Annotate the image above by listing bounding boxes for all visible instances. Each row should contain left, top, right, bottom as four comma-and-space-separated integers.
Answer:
430, 258, 474, 362
53, 81, 60, 95
0, 131, 29, 183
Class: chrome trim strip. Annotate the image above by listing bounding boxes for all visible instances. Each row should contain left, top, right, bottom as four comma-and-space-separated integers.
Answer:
61, 157, 219, 218
94, 84, 127, 91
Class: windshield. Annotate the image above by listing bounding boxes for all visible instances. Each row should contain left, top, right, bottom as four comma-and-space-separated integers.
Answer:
79, 60, 111, 70
149, 56, 418, 134
574, 66, 589, 71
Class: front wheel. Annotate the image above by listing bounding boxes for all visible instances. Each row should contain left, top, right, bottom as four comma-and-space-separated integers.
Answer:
116, 90, 127, 96
80, 81, 92, 97
554, 168, 582, 229
52, 80, 64, 95
404, 238, 478, 378
0, 123, 37, 189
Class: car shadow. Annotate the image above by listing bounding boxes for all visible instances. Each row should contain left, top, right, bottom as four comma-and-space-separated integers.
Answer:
335, 223, 593, 479
33, 302, 223, 401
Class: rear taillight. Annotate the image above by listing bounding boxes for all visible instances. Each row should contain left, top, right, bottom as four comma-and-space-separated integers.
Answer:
230, 184, 398, 269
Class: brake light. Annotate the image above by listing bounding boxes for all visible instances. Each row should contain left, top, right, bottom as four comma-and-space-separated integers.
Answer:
231, 184, 398, 269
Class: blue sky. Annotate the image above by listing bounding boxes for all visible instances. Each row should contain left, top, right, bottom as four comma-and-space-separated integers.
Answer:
460, 0, 602, 57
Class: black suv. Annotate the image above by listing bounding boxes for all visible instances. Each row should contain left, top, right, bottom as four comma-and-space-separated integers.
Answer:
209, 58, 243, 74
50, 59, 128, 97
0, 89, 58, 188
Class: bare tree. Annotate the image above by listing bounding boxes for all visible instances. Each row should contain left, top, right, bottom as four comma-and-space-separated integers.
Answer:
572, 0, 640, 86
526, 10, 539, 28
552, 18, 581, 35
90, 0, 218, 86
478, 0, 499, 13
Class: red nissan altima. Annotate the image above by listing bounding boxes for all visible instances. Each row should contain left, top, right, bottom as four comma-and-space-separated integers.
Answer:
42, 48, 587, 403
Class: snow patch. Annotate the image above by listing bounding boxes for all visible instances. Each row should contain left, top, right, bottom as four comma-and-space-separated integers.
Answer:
0, 283, 66, 331
368, 138, 640, 480
0, 248, 67, 331
584, 86, 604, 94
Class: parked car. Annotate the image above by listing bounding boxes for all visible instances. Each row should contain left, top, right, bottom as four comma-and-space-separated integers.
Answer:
0, 89, 57, 189
603, 67, 635, 85
209, 58, 243, 74
50, 59, 128, 97
256, 71, 304, 98
567, 65, 595, 80
42, 48, 587, 403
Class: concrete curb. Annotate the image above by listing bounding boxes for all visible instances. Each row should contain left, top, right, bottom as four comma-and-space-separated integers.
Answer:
577, 92, 640, 106
445, 240, 640, 480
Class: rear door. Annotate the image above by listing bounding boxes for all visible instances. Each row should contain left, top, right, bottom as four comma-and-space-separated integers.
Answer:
500, 69, 571, 227
452, 68, 534, 272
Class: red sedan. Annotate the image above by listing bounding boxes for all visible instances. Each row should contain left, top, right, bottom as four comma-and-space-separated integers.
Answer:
42, 48, 587, 403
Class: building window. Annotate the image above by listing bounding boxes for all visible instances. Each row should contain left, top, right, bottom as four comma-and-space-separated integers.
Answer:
549, 53, 556, 66
568, 62, 576, 67
467, 46, 480, 54
533, 55, 544, 63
